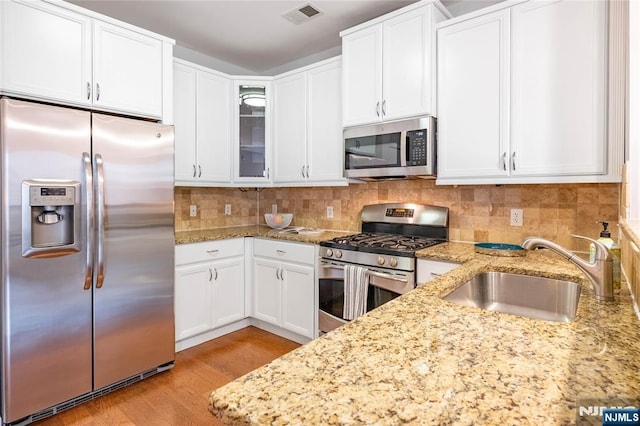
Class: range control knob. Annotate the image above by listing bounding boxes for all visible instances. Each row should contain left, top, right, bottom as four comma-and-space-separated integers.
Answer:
325, 249, 333, 257
377, 256, 385, 266
335, 250, 343, 259
389, 257, 398, 268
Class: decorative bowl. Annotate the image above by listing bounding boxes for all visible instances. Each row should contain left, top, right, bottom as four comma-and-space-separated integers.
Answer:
474, 242, 526, 257
264, 213, 293, 230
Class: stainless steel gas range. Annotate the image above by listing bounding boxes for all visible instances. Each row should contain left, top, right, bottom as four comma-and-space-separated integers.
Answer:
318, 203, 449, 334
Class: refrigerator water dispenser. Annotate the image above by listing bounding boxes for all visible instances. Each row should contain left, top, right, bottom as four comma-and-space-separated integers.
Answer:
22, 180, 81, 258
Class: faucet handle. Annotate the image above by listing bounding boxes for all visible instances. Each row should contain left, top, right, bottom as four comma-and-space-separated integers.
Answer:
571, 234, 611, 261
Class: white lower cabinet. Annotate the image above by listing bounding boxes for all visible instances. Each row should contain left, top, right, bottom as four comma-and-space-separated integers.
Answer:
175, 237, 317, 350
417, 259, 460, 285
175, 239, 245, 345
252, 239, 316, 339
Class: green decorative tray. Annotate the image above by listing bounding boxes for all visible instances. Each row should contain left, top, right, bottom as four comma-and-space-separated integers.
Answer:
474, 242, 526, 257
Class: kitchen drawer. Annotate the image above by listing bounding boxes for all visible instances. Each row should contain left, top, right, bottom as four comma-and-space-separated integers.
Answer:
417, 259, 460, 285
176, 238, 245, 265
253, 239, 315, 265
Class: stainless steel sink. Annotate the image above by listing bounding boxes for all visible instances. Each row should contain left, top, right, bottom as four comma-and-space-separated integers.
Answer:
442, 272, 581, 322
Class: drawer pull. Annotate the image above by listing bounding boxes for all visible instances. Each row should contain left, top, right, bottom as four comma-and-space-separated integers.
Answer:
207, 249, 219, 255
276, 249, 286, 255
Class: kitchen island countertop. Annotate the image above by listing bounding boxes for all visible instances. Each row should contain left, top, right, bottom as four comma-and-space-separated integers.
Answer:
209, 241, 640, 425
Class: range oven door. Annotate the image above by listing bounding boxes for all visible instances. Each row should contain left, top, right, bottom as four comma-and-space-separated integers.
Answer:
318, 260, 414, 334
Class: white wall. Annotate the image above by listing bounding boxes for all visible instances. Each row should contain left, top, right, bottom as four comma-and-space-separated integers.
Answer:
630, 0, 639, 219
174, 45, 256, 75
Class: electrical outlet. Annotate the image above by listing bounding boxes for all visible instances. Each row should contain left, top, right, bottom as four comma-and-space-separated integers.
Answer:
272, 204, 278, 214
224, 204, 231, 215
189, 205, 197, 217
510, 208, 523, 227
326, 206, 334, 219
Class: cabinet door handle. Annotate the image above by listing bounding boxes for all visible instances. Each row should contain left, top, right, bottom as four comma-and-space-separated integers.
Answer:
301, 165, 305, 178
502, 152, 507, 171
279, 268, 284, 280
376, 101, 380, 117
87, 82, 91, 100
511, 152, 516, 171
382, 100, 386, 116
96, 83, 100, 101
305, 165, 309, 178
275, 268, 280, 280
264, 168, 270, 179
192, 164, 197, 178
209, 268, 213, 282
214, 268, 218, 280
198, 165, 202, 178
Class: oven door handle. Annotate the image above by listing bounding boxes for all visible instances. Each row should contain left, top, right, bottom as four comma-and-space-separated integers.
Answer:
368, 270, 409, 284
321, 264, 409, 284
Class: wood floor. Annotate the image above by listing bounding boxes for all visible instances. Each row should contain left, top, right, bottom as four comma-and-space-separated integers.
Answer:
35, 327, 300, 425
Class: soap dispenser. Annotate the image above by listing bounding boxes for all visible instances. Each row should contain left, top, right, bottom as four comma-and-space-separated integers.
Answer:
590, 221, 613, 262
589, 221, 620, 288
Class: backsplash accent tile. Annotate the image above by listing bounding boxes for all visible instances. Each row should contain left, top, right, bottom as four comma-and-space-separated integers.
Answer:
176, 180, 620, 251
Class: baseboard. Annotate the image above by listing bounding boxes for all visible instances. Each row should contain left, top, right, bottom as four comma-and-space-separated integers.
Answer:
175, 319, 251, 352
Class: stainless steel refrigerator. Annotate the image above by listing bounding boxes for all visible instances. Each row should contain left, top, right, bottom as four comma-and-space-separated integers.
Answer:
0, 98, 175, 424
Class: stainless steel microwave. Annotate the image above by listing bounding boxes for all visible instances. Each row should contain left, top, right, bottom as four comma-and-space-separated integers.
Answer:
344, 116, 436, 180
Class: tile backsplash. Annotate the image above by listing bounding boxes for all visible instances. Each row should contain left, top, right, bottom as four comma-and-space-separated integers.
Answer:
176, 180, 620, 251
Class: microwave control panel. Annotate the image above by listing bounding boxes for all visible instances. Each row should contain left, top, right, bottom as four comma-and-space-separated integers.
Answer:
406, 129, 428, 166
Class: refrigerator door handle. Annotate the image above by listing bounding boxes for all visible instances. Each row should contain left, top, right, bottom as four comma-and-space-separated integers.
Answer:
83, 152, 94, 290
94, 153, 106, 288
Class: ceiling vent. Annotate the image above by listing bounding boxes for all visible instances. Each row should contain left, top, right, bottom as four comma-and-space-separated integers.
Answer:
282, 3, 324, 25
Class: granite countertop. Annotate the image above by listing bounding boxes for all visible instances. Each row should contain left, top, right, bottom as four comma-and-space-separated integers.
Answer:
209, 242, 640, 425
175, 225, 353, 245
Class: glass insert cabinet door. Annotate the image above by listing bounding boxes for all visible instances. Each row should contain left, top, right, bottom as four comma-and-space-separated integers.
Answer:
238, 84, 267, 178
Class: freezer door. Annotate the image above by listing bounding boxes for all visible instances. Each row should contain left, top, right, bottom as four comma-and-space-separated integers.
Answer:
91, 113, 175, 389
0, 98, 93, 422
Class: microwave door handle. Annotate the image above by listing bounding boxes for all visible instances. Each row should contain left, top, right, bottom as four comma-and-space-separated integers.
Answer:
400, 130, 408, 167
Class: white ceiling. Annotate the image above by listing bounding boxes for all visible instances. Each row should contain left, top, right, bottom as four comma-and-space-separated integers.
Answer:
68, 0, 497, 74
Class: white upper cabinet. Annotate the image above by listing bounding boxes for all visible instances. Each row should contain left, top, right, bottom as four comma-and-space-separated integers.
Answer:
273, 72, 307, 183
0, 0, 92, 106
174, 62, 198, 183
436, 0, 618, 185
233, 79, 272, 185
437, 9, 510, 179
342, 25, 382, 126
92, 20, 163, 118
0, 0, 172, 120
273, 57, 346, 186
306, 60, 345, 184
197, 71, 232, 183
174, 59, 232, 186
510, 0, 607, 177
341, 2, 449, 127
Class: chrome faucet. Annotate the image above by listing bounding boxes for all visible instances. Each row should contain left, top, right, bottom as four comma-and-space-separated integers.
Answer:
521, 235, 614, 302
